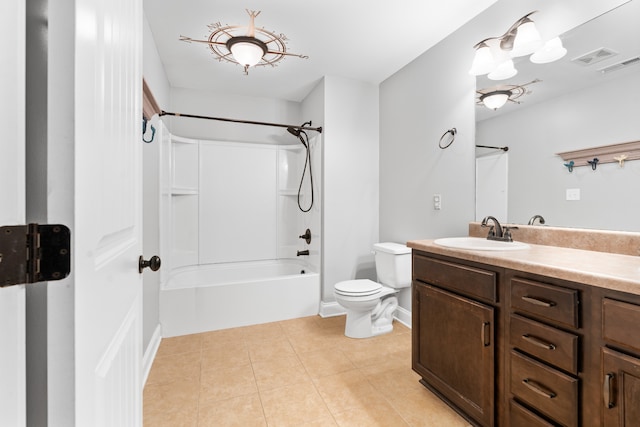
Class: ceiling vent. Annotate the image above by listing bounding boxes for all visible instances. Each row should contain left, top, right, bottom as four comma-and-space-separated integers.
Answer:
571, 47, 618, 66
597, 56, 640, 74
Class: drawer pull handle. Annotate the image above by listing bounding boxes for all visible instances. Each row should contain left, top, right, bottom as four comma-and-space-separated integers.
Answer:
522, 379, 556, 399
522, 334, 556, 350
604, 373, 615, 409
521, 295, 556, 307
481, 322, 490, 347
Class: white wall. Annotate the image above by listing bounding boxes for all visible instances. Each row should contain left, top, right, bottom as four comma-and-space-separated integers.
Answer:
322, 76, 380, 303
379, 21, 477, 312
378, 0, 629, 312
169, 88, 301, 144
143, 14, 170, 111
142, 13, 171, 354
477, 71, 640, 231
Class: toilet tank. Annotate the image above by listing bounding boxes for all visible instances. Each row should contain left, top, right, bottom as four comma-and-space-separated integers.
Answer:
373, 242, 412, 288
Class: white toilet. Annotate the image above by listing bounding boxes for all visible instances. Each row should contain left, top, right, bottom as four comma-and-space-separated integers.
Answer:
334, 242, 412, 338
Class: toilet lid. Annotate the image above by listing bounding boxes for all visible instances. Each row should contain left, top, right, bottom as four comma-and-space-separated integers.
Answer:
334, 279, 382, 296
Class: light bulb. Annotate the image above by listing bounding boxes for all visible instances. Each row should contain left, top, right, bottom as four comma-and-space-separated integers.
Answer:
480, 91, 511, 110
511, 19, 542, 57
230, 41, 264, 67
469, 43, 495, 76
530, 37, 567, 64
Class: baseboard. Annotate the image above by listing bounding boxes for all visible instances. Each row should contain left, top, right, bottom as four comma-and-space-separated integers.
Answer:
318, 301, 346, 318
394, 306, 411, 329
142, 324, 162, 386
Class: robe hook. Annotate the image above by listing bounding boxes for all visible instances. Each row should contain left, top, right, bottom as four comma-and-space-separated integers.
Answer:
587, 158, 599, 170
563, 160, 574, 173
614, 154, 628, 167
142, 117, 156, 143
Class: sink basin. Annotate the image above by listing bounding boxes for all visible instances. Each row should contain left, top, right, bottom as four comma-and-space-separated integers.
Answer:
434, 237, 530, 251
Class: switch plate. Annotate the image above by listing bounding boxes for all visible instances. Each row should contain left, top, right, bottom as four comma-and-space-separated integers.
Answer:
433, 194, 442, 210
566, 188, 581, 201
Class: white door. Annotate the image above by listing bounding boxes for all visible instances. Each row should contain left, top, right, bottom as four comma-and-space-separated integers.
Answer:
72, 0, 144, 424
476, 152, 508, 223
0, 0, 26, 425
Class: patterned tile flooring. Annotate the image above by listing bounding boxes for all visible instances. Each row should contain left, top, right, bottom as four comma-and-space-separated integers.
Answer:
144, 315, 471, 426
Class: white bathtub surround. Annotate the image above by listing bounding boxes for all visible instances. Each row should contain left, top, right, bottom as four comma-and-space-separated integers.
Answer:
160, 260, 319, 337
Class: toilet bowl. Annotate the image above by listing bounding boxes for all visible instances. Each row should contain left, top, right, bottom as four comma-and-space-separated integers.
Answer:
334, 242, 411, 339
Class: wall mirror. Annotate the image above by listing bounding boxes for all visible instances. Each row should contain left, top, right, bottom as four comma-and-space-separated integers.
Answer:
475, 0, 640, 232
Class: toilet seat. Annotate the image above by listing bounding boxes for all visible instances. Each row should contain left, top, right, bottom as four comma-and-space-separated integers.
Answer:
334, 279, 382, 297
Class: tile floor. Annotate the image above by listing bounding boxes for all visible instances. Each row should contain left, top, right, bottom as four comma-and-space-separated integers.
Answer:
144, 315, 472, 426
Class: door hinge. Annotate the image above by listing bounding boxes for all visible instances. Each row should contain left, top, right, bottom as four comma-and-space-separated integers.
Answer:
0, 224, 71, 287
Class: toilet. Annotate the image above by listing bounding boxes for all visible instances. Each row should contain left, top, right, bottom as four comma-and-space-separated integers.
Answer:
334, 242, 412, 338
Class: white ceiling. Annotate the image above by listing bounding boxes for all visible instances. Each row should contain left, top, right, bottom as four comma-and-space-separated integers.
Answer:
144, 0, 498, 102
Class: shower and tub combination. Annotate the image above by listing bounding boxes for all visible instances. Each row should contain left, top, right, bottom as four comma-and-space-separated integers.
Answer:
159, 120, 322, 337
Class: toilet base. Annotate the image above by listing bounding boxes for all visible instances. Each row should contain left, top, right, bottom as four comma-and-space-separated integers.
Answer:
343, 296, 398, 339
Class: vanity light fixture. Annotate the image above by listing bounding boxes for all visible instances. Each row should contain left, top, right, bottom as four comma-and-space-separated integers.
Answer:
476, 79, 540, 110
180, 9, 308, 75
469, 11, 566, 79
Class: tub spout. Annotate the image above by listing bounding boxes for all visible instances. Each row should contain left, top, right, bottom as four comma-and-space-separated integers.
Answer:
297, 250, 310, 256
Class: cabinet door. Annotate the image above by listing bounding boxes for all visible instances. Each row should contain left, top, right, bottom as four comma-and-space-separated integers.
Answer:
413, 283, 495, 427
602, 347, 640, 426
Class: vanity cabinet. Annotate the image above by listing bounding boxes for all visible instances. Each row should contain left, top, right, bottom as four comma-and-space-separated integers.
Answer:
412, 253, 501, 427
411, 247, 640, 427
601, 297, 640, 426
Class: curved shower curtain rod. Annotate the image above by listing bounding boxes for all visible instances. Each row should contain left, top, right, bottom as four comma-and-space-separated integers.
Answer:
159, 110, 323, 134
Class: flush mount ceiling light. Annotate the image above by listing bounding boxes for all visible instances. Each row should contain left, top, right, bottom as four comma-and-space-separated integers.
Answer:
469, 11, 567, 80
476, 79, 540, 110
180, 9, 308, 75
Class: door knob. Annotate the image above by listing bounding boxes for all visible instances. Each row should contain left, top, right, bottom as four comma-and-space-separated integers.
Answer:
139, 255, 161, 273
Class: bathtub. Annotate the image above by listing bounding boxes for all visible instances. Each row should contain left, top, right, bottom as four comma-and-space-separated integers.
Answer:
159, 259, 320, 337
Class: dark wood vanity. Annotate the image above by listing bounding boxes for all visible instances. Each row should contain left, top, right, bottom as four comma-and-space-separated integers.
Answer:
410, 241, 640, 427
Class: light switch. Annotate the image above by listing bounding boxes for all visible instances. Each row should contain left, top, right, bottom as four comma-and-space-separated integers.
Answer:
566, 188, 581, 201
433, 194, 442, 210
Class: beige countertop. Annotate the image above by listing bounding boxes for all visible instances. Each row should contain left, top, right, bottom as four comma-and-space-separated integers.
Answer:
408, 239, 640, 296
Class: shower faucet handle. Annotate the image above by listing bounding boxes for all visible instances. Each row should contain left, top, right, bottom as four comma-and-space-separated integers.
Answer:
299, 229, 312, 244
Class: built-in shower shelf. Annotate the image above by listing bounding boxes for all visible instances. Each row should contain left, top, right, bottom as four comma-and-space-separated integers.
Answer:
171, 187, 198, 195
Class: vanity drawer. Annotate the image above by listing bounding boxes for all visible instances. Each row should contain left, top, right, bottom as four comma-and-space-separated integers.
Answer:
603, 298, 640, 354
413, 254, 496, 302
511, 278, 579, 329
509, 399, 557, 427
510, 350, 578, 427
510, 314, 579, 375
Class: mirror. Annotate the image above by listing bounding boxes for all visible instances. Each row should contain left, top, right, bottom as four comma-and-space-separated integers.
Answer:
475, 0, 640, 232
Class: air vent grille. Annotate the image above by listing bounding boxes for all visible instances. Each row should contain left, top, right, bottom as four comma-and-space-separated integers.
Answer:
597, 56, 640, 74
571, 47, 618, 66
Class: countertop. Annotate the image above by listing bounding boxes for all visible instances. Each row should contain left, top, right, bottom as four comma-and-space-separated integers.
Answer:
408, 239, 640, 296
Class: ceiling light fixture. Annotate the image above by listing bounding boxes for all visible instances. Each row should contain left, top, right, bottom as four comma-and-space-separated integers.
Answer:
180, 10, 308, 75
479, 90, 512, 110
469, 11, 566, 80
476, 79, 541, 110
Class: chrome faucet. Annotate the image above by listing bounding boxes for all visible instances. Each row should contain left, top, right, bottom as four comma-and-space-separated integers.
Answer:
481, 216, 517, 242
528, 215, 546, 225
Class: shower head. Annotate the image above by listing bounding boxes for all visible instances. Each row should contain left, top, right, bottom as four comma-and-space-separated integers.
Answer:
287, 126, 301, 137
